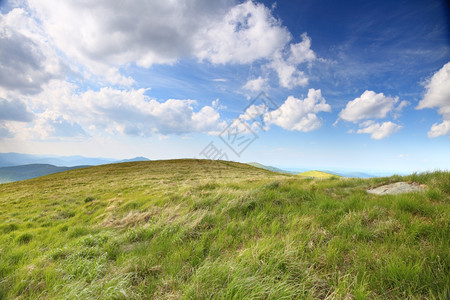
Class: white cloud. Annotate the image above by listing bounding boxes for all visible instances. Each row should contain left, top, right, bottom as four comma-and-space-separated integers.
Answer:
4, 1, 318, 91
265, 89, 331, 131
32, 111, 87, 139
23, 0, 293, 85
417, 62, 450, 111
0, 1, 322, 141
243, 76, 268, 91
356, 121, 402, 139
359, 120, 375, 127
267, 33, 315, 89
28, 0, 218, 84
234, 89, 330, 132
416, 62, 450, 137
338, 90, 399, 123
337, 90, 406, 139
395, 100, 410, 111
427, 120, 450, 138
195, 1, 291, 64
269, 55, 309, 89
75, 88, 224, 136
236, 103, 270, 132
287, 33, 316, 65
21, 82, 225, 139
0, 8, 64, 94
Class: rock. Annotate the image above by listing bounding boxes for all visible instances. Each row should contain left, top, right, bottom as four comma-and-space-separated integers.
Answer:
367, 182, 426, 195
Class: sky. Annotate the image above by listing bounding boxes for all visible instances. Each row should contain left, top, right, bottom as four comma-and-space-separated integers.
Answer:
0, 0, 449, 174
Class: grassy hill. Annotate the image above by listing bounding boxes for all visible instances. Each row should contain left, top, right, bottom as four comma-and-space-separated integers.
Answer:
0, 159, 448, 299
298, 170, 341, 178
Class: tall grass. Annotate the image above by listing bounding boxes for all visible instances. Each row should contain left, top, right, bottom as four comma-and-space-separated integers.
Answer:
0, 160, 448, 299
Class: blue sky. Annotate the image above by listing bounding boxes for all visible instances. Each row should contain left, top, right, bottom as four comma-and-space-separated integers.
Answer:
0, 0, 449, 174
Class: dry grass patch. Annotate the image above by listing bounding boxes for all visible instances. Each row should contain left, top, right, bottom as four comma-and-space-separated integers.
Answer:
100, 210, 153, 228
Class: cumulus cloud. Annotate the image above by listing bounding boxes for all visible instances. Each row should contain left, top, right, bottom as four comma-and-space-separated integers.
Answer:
287, 33, 316, 65
267, 33, 315, 89
265, 89, 331, 131
0, 1, 322, 142
0, 98, 34, 122
234, 103, 270, 132
427, 121, 450, 138
23, 0, 294, 84
269, 56, 309, 89
21, 82, 225, 138
28, 0, 216, 84
211, 99, 227, 111
3, 1, 318, 90
196, 1, 291, 64
356, 121, 402, 139
416, 62, 450, 137
338, 90, 399, 123
32, 111, 87, 139
234, 89, 330, 132
0, 8, 64, 94
76, 88, 223, 136
336, 90, 406, 139
243, 76, 268, 91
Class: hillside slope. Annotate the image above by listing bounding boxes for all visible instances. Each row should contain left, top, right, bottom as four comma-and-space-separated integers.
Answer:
247, 162, 292, 173
0, 160, 448, 299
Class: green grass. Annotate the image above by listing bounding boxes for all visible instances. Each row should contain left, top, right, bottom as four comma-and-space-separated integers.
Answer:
0, 159, 448, 299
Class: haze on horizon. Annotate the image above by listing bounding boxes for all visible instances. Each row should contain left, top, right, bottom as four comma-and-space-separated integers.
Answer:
0, 0, 449, 174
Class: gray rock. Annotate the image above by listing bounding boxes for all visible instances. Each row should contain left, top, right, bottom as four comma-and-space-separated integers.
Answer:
367, 182, 426, 195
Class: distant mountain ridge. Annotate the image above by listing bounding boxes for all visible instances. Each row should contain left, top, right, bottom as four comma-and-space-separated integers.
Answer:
0, 152, 149, 167
116, 157, 150, 163
0, 164, 88, 183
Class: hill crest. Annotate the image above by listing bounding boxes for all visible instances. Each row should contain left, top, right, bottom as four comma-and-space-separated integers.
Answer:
297, 170, 341, 178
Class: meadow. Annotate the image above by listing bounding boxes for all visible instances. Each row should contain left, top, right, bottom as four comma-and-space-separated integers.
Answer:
0, 159, 448, 299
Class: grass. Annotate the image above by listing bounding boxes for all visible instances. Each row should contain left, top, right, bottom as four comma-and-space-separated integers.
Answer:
297, 170, 340, 179
0, 159, 448, 299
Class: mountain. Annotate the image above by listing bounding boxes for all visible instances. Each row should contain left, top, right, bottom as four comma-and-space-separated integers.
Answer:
0, 152, 150, 167
247, 162, 294, 174
0, 153, 114, 167
339, 171, 375, 178
116, 156, 150, 163
297, 170, 341, 178
0, 164, 88, 183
